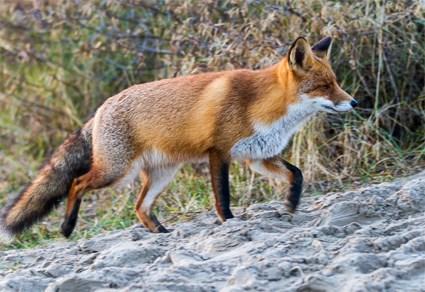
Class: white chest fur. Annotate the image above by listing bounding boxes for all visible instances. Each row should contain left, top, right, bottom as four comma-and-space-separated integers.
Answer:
231, 100, 318, 160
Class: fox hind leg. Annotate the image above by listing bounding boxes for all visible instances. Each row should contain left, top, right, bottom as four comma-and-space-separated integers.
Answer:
135, 165, 180, 233
61, 164, 129, 238
61, 185, 81, 238
248, 157, 303, 212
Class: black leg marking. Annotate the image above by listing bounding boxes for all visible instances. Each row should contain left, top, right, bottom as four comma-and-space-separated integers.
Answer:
282, 160, 303, 212
209, 151, 234, 220
217, 161, 234, 219
151, 214, 169, 233
61, 198, 81, 238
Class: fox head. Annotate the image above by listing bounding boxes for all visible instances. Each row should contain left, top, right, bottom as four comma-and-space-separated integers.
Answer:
284, 36, 358, 113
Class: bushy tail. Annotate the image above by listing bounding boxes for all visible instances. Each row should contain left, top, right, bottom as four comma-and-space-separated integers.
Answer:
0, 121, 93, 241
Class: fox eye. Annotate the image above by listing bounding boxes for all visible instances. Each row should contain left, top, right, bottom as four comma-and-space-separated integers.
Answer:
310, 84, 330, 92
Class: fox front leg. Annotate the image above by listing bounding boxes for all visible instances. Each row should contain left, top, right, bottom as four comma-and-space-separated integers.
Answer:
209, 150, 234, 221
248, 157, 303, 212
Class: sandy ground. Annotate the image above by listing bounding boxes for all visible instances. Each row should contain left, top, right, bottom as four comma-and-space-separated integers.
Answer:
0, 171, 424, 292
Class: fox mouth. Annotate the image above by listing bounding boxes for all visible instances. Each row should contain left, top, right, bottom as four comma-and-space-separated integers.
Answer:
321, 104, 353, 113
308, 96, 356, 113
322, 105, 339, 112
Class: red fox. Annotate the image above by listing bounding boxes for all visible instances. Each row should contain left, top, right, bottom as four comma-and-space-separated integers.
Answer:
0, 36, 357, 241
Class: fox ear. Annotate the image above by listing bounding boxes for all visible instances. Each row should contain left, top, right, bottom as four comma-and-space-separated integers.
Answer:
288, 37, 314, 73
312, 36, 332, 58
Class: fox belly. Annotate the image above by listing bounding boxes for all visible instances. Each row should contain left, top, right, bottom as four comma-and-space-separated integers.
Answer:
231, 101, 317, 160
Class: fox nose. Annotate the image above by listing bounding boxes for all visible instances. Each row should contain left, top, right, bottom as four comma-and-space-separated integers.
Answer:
350, 99, 358, 108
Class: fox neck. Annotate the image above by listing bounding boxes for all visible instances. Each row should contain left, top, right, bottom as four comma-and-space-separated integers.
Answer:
231, 99, 317, 160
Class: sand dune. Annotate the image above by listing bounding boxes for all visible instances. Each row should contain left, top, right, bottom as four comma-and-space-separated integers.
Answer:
1, 171, 424, 291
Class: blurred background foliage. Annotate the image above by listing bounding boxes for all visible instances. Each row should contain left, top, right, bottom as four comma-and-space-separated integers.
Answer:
0, 0, 424, 248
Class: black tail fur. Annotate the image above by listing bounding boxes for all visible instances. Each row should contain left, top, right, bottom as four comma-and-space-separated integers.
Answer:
0, 124, 92, 239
